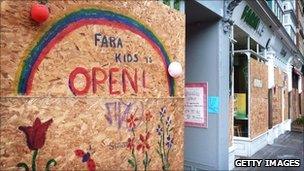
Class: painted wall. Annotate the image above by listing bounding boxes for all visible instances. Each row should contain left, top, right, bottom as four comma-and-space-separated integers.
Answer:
185, 19, 230, 169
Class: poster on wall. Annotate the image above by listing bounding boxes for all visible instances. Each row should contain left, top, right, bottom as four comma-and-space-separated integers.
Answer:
185, 83, 208, 128
234, 93, 247, 119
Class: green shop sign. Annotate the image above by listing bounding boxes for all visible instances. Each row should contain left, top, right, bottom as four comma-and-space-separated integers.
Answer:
241, 5, 261, 30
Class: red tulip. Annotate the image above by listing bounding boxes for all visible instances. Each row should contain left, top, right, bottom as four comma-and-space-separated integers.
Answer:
19, 118, 53, 150
30, 2, 49, 23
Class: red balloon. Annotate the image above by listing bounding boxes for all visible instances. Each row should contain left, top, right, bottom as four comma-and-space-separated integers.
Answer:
30, 3, 49, 23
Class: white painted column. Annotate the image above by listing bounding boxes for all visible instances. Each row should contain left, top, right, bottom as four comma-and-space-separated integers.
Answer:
170, 0, 174, 8
287, 63, 293, 123
245, 52, 251, 139
287, 64, 293, 92
298, 76, 302, 94
267, 50, 275, 89
266, 50, 275, 144
179, 0, 185, 13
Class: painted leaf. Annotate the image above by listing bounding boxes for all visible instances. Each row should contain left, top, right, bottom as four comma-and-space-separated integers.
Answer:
128, 159, 135, 168
16, 162, 29, 171
46, 159, 57, 171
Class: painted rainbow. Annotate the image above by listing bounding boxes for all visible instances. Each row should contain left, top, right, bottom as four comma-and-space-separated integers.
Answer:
16, 8, 175, 96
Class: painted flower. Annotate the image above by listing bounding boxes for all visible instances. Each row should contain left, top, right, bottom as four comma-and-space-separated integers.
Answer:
126, 114, 139, 129
87, 159, 96, 171
18, 117, 53, 150
166, 135, 173, 149
74, 148, 96, 171
156, 124, 163, 135
127, 137, 135, 150
159, 107, 167, 117
145, 111, 153, 122
137, 132, 151, 153
165, 116, 172, 126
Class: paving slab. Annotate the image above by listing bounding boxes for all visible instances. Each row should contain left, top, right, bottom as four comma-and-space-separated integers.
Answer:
234, 131, 304, 171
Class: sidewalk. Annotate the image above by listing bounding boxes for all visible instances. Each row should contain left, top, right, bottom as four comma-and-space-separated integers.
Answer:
235, 131, 304, 171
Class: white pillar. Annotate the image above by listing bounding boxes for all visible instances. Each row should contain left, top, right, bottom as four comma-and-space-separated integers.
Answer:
170, 0, 174, 8
179, 0, 185, 13
287, 64, 293, 92
298, 76, 302, 94
267, 50, 275, 89
245, 52, 251, 138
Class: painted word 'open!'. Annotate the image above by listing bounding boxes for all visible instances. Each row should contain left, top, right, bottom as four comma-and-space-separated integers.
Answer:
68, 67, 147, 96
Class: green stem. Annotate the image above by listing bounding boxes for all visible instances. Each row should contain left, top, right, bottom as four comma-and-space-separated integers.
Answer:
132, 128, 135, 137
32, 150, 38, 171
160, 118, 167, 170
157, 139, 165, 170
144, 151, 149, 171
132, 148, 137, 171
166, 148, 170, 169
165, 125, 170, 166
132, 129, 137, 171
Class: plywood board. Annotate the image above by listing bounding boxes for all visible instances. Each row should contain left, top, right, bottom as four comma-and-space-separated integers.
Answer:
249, 59, 268, 139
0, 98, 184, 170
272, 68, 284, 125
228, 96, 233, 147
291, 89, 300, 120
0, 0, 185, 170
0, 0, 185, 98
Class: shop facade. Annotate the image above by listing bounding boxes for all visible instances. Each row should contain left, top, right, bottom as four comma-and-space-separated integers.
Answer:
229, 0, 304, 169
163, 0, 303, 170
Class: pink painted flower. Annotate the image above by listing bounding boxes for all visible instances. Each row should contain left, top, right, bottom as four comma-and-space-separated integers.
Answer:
137, 132, 151, 153
127, 137, 135, 150
126, 114, 139, 129
145, 111, 153, 122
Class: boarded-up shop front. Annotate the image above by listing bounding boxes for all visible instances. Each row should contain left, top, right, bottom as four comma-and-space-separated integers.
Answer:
231, 0, 293, 158
271, 68, 288, 126
291, 69, 302, 120
0, 1, 185, 170
232, 25, 270, 140
249, 58, 269, 139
